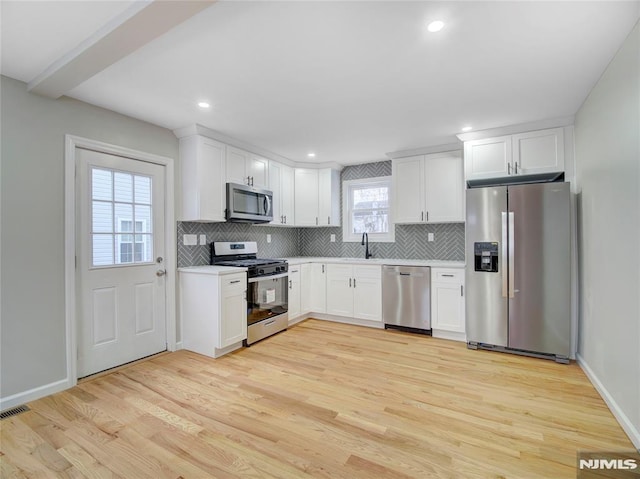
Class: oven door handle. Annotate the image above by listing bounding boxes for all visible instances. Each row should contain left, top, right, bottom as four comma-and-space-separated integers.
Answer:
248, 272, 289, 283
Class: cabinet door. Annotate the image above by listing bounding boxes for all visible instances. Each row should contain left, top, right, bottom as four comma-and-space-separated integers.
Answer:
294, 169, 319, 226
226, 146, 251, 185
318, 169, 340, 226
288, 267, 301, 319
308, 263, 327, 313
392, 156, 424, 223
180, 136, 226, 222
353, 266, 381, 321
326, 264, 353, 317
431, 282, 465, 333
281, 164, 295, 226
249, 155, 269, 188
219, 276, 247, 348
512, 128, 565, 175
424, 153, 464, 223
464, 136, 512, 180
268, 161, 283, 225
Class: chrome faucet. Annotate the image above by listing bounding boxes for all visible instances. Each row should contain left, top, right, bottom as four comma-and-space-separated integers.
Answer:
361, 232, 372, 259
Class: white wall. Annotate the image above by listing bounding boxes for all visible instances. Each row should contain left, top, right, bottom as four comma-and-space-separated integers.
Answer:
0, 76, 178, 402
574, 22, 640, 447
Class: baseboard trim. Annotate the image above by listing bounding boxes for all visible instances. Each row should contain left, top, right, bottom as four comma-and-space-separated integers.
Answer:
0, 378, 71, 412
432, 329, 466, 342
577, 354, 640, 449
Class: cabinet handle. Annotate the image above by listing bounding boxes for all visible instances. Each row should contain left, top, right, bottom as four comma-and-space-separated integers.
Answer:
353, 278, 356, 288
421, 211, 424, 221
322, 265, 325, 273
327, 216, 330, 225
284, 215, 287, 224
289, 280, 292, 289
442, 274, 454, 277
426, 211, 429, 222
461, 285, 464, 297
349, 278, 352, 288
230, 280, 241, 284
251, 176, 255, 186
514, 162, 519, 175
508, 163, 512, 175
316, 217, 318, 225
247, 175, 251, 185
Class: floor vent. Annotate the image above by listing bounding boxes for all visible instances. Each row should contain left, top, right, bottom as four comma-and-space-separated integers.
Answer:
0, 404, 30, 420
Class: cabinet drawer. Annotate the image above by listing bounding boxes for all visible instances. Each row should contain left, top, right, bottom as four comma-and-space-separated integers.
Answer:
353, 264, 381, 279
433, 269, 463, 283
222, 273, 247, 291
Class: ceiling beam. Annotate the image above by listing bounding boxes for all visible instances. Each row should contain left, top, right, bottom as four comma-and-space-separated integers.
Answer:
28, 0, 215, 98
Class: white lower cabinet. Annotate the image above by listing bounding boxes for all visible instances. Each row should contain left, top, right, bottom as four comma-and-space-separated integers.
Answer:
301, 263, 326, 313
431, 268, 465, 340
180, 271, 247, 357
288, 265, 301, 320
326, 264, 382, 321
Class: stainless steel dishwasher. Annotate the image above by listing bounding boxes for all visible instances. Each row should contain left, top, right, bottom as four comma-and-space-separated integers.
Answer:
382, 265, 431, 334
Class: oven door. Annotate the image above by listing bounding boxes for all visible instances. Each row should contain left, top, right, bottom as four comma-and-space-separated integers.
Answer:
247, 273, 288, 326
226, 182, 273, 223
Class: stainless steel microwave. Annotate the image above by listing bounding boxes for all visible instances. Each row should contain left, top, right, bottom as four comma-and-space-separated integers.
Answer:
226, 182, 273, 223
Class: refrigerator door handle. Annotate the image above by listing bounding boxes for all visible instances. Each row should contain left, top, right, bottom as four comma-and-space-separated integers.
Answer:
508, 211, 515, 298
501, 212, 508, 297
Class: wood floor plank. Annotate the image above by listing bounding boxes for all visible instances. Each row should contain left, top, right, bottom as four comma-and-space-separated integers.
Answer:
2, 319, 634, 478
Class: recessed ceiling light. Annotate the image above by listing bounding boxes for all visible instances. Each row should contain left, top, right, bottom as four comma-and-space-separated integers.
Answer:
427, 20, 445, 33
197, 101, 210, 109
461, 126, 473, 132
307, 153, 316, 158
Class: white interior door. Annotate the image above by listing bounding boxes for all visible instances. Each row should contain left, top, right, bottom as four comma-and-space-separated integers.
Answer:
77, 148, 167, 378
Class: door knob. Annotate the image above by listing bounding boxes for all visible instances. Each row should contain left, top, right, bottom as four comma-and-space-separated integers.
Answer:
156, 269, 167, 277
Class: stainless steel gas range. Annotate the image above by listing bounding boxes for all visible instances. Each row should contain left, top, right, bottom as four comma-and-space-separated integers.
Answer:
211, 241, 288, 345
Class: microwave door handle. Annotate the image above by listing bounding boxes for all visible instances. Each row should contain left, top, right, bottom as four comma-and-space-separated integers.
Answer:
264, 195, 271, 215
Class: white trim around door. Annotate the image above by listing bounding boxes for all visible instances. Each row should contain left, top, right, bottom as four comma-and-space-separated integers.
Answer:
64, 134, 176, 389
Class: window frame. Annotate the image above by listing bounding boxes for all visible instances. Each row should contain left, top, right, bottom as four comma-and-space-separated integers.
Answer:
342, 176, 395, 243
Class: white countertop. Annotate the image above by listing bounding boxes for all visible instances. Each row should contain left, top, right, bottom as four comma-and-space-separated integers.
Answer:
281, 257, 465, 268
178, 265, 248, 275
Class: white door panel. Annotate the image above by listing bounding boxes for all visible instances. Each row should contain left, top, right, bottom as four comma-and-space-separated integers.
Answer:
78, 148, 167, 377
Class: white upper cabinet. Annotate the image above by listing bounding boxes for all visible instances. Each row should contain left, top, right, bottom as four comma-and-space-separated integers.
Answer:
463, 136, 512, 180
512, 128, 565, 175
425, 154, 464, 223
393, 152, 464, 224
393, 156, 424, 224
180, 135, 226, 222
294, 169, 320, 226
226, 146, 269, 188
269, 161, 295, 226
294, 168, 340, 227
464, 127, 565, 181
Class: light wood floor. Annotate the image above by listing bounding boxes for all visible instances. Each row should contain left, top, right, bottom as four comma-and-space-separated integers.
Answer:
1, 319, 634, 478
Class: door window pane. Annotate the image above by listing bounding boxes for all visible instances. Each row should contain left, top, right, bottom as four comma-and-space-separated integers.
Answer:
92, 169, 112, 201
92, 201, 113, 233
93, 234, 114, 266
114, 172, 133, 202
134, 176, 151, 204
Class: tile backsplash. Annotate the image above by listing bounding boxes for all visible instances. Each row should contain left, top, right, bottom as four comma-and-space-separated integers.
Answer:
177, 222, 299, 267
177, 159, 465, 267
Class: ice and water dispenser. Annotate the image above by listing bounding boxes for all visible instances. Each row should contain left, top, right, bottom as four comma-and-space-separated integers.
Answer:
474, 242, 499, 272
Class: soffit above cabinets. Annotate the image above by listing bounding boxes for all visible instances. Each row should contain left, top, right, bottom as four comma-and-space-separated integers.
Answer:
2, 1, 639, 166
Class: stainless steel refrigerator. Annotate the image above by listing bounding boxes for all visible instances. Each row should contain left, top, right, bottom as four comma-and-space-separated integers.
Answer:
465, 182, 571, 363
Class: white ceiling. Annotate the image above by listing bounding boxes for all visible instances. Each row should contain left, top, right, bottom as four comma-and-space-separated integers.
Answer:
2, 1, 639, 165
